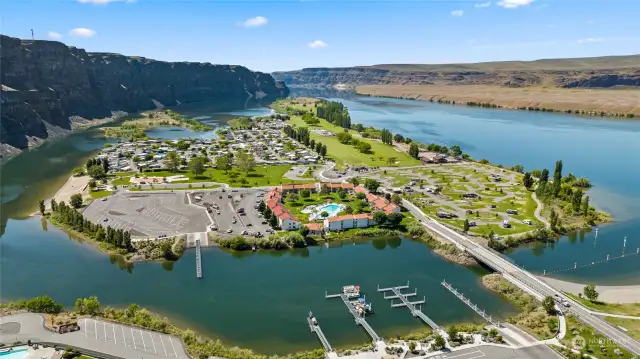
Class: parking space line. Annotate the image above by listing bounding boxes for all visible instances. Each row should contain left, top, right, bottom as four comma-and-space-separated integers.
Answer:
158, 334, 168, 356
120, 325, 126, 346
169, 335, 178, 358
139, 329, 147, 351
94, 319, 97, 340
148, 331, 157, 354
102, 321, 107, 341
131, 327, 137, 349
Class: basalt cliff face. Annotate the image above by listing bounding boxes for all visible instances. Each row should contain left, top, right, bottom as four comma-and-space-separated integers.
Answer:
272, 55, 640, 88
0, 35, 288, 156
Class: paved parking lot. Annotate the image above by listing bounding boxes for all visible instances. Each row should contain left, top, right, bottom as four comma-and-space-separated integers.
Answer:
83, 192, 209, 237
426, 345, 562, 359
191, 188, 272, 237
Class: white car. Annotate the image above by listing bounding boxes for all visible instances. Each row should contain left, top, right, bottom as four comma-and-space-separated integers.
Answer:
227, 229, 233, 233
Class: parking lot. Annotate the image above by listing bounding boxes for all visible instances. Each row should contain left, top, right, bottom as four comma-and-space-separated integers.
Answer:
83, 192, 210, 237
190, 188, 272, 237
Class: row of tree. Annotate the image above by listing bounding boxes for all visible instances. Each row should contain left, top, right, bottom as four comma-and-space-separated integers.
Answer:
258, 200, 280, 229
380, 128, 393, 145
49, 199, 133, 251
316, 100, 351, 129
283, 125, 328, 157
408, 143, 420, 159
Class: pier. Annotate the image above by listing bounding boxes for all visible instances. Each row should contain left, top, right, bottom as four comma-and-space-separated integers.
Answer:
195, 239, 202, 279
441, 280, 500, 326
325, 290, 381, 342
378, 283, 440, 332
307, 313, 333, 352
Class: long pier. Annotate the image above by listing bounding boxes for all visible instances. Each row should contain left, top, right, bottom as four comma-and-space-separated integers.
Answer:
325, 291, 381, 342
308, 314, 333, 352
195, 239, 202, 279
441, 280, 499, 326
378, 283, 440, 332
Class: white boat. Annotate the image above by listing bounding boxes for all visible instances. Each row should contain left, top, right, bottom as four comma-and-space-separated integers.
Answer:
343, 285, 360, 297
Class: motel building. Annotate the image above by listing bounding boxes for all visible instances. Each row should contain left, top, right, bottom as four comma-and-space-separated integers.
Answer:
324, 214, 374, 231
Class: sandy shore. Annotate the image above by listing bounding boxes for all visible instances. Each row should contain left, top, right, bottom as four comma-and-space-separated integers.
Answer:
540, 276, 640, 304
50, 175, 91, 207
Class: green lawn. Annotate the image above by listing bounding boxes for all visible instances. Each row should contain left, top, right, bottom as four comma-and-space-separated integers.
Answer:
141, 166, 314, 187
284, 192, 366, 222
561, 316, 634, 359
89, 190, 113, 199
287, 116, 420, 167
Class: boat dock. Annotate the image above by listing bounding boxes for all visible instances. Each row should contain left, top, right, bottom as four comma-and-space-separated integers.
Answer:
325, 288, 381, 342
378, 283, 440, 332
441, 280, 500, 326
307, 313, 333, 352
195, 239, 202, 279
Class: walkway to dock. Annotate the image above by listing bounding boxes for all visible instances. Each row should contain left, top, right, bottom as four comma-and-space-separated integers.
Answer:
441, 280, 500, 327
325, 290, 381, 342
195, 239, 202, 279
307, 315, 333, 352
378, 282, 441, 333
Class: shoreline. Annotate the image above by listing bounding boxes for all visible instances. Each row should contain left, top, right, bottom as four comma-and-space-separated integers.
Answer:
539, 276, 640, 304
355, 84, 640, 119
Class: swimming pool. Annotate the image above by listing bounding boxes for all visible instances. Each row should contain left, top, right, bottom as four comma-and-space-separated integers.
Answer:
0, 349, 29, 359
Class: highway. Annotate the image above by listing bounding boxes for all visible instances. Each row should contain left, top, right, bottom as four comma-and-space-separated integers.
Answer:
402, 198, 640, 356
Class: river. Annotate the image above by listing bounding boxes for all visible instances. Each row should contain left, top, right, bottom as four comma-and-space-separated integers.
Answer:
1, 94, 639, 354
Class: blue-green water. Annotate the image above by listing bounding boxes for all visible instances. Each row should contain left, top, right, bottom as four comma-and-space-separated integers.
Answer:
326, 95, 640, 284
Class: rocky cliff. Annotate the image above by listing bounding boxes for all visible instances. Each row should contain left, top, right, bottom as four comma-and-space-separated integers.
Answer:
0, 35, 288, 156
272, 55, 640, 88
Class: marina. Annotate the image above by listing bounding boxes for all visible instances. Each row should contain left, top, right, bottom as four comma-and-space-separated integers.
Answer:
307, 312, 333, 353
195, 239, 202, 279
441, 280, 500, 327
378, 282, 441, 333
326, 286, 381, 342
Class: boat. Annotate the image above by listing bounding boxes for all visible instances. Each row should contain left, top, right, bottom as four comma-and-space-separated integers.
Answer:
343, 285, 360, 298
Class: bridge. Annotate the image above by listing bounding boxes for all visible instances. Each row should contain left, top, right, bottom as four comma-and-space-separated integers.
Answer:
402, 198, 640, 356
441, 280, 500, 327
378, 283, 440, 333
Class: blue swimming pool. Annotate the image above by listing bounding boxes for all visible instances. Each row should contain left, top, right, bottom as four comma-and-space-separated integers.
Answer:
318, 204, 342, 216
0, 349, 29, 359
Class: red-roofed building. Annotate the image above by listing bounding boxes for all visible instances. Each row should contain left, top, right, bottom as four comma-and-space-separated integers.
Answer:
383, 204, 401, 214
354, 185, 366, 194
277, 211, 301, 230
323, 214, 373, 231
304, 223, 324, 235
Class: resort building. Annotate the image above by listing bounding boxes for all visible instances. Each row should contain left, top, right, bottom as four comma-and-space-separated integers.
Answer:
324, 214, 374, 231
281, 183, 318, 194
264, 188, 301, 231
304, 223, 324, 235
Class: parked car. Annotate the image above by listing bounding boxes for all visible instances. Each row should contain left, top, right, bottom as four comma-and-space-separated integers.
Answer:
227, 229, 233, 233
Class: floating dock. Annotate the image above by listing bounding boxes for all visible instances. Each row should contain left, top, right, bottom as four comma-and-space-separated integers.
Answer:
441, 280, 500, 327
325, 287, 381, 342
195, 239, 202, 279
378, 282, 440, 332
307, 313, 333, 352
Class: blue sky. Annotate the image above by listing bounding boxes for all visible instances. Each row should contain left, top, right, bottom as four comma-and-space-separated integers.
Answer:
2, 0, 639, 72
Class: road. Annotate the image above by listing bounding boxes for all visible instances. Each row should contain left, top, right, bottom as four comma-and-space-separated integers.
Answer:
402, 198, 640, 356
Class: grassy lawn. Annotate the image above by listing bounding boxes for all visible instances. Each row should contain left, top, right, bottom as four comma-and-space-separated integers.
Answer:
139, 166, 314, 187
565, 293, 640, 316
287, 116, 420, 167
284, 192, 366, 222
562, 315, 634, 358
111, 177, 131, 186
89, 190, 112, 199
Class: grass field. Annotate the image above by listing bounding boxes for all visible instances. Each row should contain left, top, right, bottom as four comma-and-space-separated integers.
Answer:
286, 110, 421, 168
284, 192, 367, 222
561, 316, 634, 359
89, 190, 112, 199
136, 166, 314, 187
565, 293, 640, 316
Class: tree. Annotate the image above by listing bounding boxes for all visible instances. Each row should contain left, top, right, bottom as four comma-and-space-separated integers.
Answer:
463, 218, 470, 232
542, 296, 556, 315
357, 142, 372, 154
373, 212, 387, 225
269, 214, 279, 228
432, 334, 446, 350
391, 194, 402, 205
300, 189, 311, 198
380, 129, 393, 145
394, 133, 405, 143
215, 155, 232, 173
409, 143, 420, 159
102, 158, 110, 173
315, 141, 323, 154
549, 208, 558, 230
299, 226, 310, 238
571, 189, 583, 213
320, 211, 329, 218
540, 168, 550, 182
264, 207, 272, 220
39, 200, 46, 216
447, 326, 459, 342
25, 296, 63, 314
50, 199, 57, 212
523, 172, 533, 189
337, 190, 347, 200
87, 165, 106, 180
164, 151, 181, 172
258, 200, 266, 213
321, 144, 327, 157
408, 341, 416, 352
344, 205, 354, 214
387, 157, 397, 165
356, 192, 366, 200
450, 145, 462, 157
188, 156, 206, 177
364, 178, 380, 193
236, 151, 256, 176
70, 193, 83, 209
386, 212, 403, 227
336, 132, 352, 144
286, 192, 299, 203
583, 284, 599, 301
511, 164, 524, 173
582, 196, 590, 217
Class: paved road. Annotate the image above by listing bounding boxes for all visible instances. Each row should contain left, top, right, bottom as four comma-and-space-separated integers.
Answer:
425, 344, 563, 359
0, 313, 188, 359
403, 199, 640, 356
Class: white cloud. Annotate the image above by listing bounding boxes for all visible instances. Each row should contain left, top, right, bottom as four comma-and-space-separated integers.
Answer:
474, 2, 491, 8
242, 16, 268, 28
451, 10, 464, 16
308, 40, 327, 49
497, 0, 535, 8
77, 0, 135, 4
577, 38, 603, 44
47, 31, 62, 40
69, 28, 96, 37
